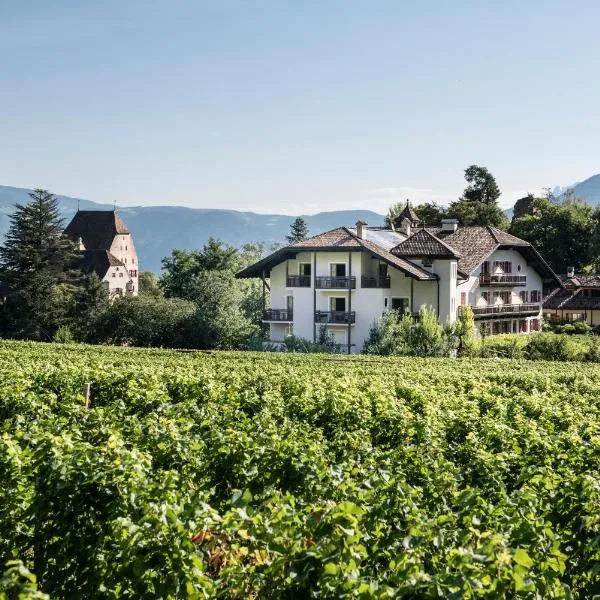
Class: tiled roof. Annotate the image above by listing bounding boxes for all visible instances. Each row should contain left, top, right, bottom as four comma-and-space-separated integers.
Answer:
291, 227, 362, 248
544, 288, 600, 310
438, 226, 499, 273
356, 236, 437, 280
567, 274, 600, 288
64, 211, 130, 251
236, 226, 437, 280
80, 250, 124, 278
391, 228, 461, 258
488, 226, 529, 246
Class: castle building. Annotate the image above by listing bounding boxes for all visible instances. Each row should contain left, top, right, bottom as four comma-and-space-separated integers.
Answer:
64, 210, 139, 296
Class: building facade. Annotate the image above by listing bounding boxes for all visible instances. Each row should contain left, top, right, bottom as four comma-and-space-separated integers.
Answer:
64, 210, 139, 296
237, 208, 561, 353
543, 271, 600, 325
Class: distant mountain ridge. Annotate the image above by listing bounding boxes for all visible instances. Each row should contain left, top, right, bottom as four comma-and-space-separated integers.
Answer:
565, 174, 600, 205
0, 186, 385, 274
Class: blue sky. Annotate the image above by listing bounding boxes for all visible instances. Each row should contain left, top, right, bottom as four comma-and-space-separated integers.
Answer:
1, 1, 599, 214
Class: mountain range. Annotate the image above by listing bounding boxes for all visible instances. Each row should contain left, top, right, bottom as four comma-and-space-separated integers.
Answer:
1, 174, 598, 274
0, 186, 385, 274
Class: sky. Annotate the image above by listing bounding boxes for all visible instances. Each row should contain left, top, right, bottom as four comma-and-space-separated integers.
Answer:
1, 1, 599, 215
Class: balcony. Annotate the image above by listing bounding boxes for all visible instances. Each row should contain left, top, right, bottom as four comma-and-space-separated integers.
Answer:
315, 311, 356, 324
462, 303, 541, 319
315, 276, 356, 289
361, 275, 391, 288
479, 274, 527, 286
263, 309, 293, 322
286, 275, 311, 287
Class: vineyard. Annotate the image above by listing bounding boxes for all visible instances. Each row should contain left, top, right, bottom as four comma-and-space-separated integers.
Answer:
1, 342, 600, 598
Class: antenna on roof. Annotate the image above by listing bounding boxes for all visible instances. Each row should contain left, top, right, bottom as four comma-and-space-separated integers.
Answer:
77, 199, 80, 212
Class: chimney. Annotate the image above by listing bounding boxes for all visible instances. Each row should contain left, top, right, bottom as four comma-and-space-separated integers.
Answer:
567, 266, 575, 278
441, 218, 458, 233
399, 217, 411, 237
356, 220, 368, 240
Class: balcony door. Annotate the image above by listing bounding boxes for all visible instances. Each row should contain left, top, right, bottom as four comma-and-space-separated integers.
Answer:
330, 263, 346, 277
330, 297, 346, 312
286, 296, 294, 312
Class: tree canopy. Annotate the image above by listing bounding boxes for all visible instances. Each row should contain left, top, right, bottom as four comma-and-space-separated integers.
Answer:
0, 189, 86, 340
447, 165, 509, 229
286, 217, 309, 244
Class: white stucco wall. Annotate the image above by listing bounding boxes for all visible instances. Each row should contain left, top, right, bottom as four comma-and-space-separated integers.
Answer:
109, 234, 139, 295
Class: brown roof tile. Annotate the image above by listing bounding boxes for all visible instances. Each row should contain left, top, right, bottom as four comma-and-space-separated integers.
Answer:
64, 211, 130, 251
80, 250, 124, 278
391, 228, 461, 258
291, 227, 361, 248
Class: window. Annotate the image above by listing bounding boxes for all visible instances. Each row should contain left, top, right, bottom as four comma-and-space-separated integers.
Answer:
481, 291, 490, 303
460, 292, 467, 305
519, 320, 528, 333
111, 272, 116, 278
286, 296, 294, 311
519, 291, 529, 302
422, 258, 433, 267
299, 263, 311, 277
481, 261, 490, 274
494, 261, 512, 273
330, 264, 346, 277
119, 272, 123, 278
493, 291, 500, 302
499, 291, 511, 304
531, 290, 541, 303
330, 297, 346, 312
391, 297, 409, 313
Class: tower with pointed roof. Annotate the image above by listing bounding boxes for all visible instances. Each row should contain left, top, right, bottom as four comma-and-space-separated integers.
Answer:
392, 201, 420, 231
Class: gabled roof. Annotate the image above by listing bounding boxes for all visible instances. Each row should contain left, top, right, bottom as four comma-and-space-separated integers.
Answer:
391, 228, 461, 258
291, 227, 362, 248
80, 250, 125, 279
439, 226, 562, 286
236, 227, 437, 280
64, 210, 130, 251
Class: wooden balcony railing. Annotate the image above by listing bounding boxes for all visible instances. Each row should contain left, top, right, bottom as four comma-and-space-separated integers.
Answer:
286, 275, 311, 287
479, 274, 527, 286
361, 275, 391, 288
262, 309, 293, 322
462, 303, 541, 319
315, 311, 356, 324
315, 276, 356, 289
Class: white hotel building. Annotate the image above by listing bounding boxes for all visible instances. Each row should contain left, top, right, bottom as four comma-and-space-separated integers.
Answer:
237, 204, 562, 353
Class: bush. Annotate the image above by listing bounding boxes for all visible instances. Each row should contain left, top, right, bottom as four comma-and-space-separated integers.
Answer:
583, 337, 600, 362
524, 333, 577, 361
52, 325, 74, 344
364, 306, 454, 357
479, 337, 524, 359
284, 326, 340, 353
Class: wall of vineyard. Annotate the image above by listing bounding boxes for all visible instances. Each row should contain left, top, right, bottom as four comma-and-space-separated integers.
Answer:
1, 341, 600, 598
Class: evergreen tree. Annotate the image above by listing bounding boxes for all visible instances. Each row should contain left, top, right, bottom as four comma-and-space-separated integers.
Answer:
286, 217, 309, 244
447, 165, 509, 229
0, 189, 80, 340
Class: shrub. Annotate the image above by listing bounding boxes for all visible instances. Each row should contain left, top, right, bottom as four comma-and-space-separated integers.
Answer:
479, 337, 524, 359
284, 326, 340, 354
524, 333, 577, 361
52, 325, 74, 344
364, 306, 454, 357
583, 337, 600, 362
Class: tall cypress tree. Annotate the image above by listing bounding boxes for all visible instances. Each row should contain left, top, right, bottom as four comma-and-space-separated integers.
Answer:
0, 189, 80, 340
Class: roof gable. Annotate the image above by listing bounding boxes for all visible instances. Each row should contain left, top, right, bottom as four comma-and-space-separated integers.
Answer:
391, 228, 460, 258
